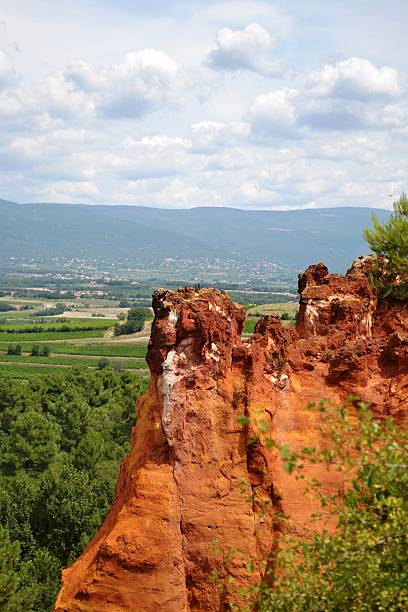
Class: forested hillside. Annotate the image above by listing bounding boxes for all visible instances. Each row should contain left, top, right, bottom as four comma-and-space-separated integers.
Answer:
1, 200, 390, 271
0, 368, 147, 610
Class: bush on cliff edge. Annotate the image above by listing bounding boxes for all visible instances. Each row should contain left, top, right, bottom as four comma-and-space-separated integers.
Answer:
364, 192, 408, 300
217, 400, 407, 611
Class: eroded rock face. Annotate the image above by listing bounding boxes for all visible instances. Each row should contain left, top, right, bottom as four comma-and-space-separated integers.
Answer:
55, 263, 408, 612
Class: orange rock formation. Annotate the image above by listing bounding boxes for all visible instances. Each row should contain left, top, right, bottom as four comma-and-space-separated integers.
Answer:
55, 258, 407, 611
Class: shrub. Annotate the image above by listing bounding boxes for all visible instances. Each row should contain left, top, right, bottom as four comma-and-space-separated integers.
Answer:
7, 345, 22, 356
96, 358, 110, 370
364, 192, 408, 300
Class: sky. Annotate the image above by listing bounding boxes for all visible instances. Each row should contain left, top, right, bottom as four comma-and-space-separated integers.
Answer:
0, 0, 407, 209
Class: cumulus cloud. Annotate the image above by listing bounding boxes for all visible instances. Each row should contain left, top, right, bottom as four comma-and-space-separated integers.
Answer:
206, 23, 284, 77
316, 136, 383, 163
247, 89, 298, 137
0, 3, 406, 211
116, 134, 192, 179
191, 121, 250, 152
64, 49, 184, 118
309, 57, 401, 100
39, 180, 100, 203
0, 50, 15, 89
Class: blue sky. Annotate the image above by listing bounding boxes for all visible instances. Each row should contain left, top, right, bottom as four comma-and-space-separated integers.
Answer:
0, 0, 406, 209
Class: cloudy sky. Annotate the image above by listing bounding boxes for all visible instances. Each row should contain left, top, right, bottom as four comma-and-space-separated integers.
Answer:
0, 0, 407, 209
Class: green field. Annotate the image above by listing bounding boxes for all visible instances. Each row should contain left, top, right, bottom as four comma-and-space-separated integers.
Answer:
243, 319, 257, 334
0, 341, 148, 357
0, 330, 108, 341
48, 343, 148, 357
243, 301, 299, 335
246, 301, 299, 317
0, 312, 40, 320
0, 364, 57, 379
0, 354, 147, 368
0, 318, 114, 332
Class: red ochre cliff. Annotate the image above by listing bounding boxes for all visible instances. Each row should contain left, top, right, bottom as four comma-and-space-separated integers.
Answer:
55, 258, 408, 611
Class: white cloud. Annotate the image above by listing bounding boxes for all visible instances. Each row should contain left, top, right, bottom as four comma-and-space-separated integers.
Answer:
316, 136, 383, 162
115, 134, 192, 179
0, 3, 407, 211
248, 88, 298, 137
203, 2, 291, 37
64, 49, 184, 118
238, 181, 280, 205
42, 72, 96, 119
206, 23, 284, 76
191, 120, 250, 151
114, 177, 222, 208
309, 57, 401, 100
0, 50, 15, 89
39, 180, 100, 203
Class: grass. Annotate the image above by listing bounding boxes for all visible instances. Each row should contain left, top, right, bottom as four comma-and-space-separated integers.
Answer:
246, 301, 299, 317
0, 342, 148, 357
47, 343, 148, 357
0, 330, 107, 341
0, 311, 38, 319
0, 354, 147, 369
0, 318, 114, 332
0, 363, 148, 380
0, 299, 44, 306
0, 365, 56, 379
243, 319, 257, 334
243, 301, 299, 335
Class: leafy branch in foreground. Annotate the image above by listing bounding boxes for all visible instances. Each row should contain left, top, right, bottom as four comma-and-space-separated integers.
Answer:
216, 399, 408, 611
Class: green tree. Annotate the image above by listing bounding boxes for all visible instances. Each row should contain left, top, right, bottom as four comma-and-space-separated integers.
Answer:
20, 548, 61, 612
0, 526, 36, 611
32, 464, 113, 565
115, 307, 146, 335
6, 409, 61, 473
0, 368, 147, 608
364, 192, 408, 299
229, 400, 408, 611
31, 344, 40, 357
96, 357, 110, 370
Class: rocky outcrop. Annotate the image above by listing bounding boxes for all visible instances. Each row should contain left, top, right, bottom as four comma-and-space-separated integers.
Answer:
55, 261, 408, 612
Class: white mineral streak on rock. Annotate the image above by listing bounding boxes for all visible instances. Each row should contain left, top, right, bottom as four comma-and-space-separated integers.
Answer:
158, 349, 178, 441
208, 301, 224, 315
169, 309, 179, 325
304, 302, 321, 335
206, 342, 220, 362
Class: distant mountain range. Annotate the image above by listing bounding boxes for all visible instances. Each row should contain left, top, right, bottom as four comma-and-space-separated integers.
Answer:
0, 199, 389, 273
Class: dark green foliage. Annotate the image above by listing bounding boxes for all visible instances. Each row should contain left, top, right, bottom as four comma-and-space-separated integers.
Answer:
0, 368, 147, 608
114, 307, 146, 336
0, 304, 16, 312
7, 345, 22, 356
225, 400, 408, 611
0, 525, 60, 612
364, 193, 408, 300
31, 344, 40, 356
96, 357, 110, 370
35, 304, 67, 317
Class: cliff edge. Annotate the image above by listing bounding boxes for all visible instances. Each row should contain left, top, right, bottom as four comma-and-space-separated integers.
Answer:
55, 260, 407, 611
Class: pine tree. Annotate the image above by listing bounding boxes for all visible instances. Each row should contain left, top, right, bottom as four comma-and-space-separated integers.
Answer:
364, 193, 408, 299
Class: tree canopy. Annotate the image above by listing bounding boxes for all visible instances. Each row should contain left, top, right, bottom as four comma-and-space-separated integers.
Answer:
364, 193, 408, 300
0, 368, 147, 610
